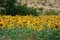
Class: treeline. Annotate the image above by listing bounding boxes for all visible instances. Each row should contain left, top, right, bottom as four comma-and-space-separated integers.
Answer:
0, 0, 60, 16
0, 0, 43, 16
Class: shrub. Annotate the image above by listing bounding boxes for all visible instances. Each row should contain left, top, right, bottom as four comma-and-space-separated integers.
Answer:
16, 5, 38, 16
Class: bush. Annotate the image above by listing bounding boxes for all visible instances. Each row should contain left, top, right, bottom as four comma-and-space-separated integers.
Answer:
16, 5, 38, 16
6, 7, 17, 16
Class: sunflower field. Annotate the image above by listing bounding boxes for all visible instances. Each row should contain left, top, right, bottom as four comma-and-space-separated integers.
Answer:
1, 0, 60, 40
0, 15, 60, 40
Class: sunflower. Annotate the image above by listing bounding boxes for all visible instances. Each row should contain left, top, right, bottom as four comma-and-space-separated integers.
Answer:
53, 16, 58, 19
15, 16, 21, 21
47, 21, 52, 28
9, 21, 15, 25
12, 17, 16, 22
22, 16, 28, 20
37, 25, 45, 31
53, 23, 59, 30
0, 23, 4, 28
0, 21, 6, 28
24, 20, 31, 28
0, 15, 2, 19
9, 17, 16, 24
2, 20, 6, 27
8, 24, 14, 29
0, 19, 3, 23
17, 23, 23, 28
16, 20, 23, 28
0, 18, 6, 27
32, 26, 37, 31
5, 16, 12, 21
31, 19, 37, 25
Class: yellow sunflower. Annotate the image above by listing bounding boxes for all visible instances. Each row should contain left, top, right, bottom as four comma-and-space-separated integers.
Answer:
8, 24, 14, 29
24, 20, 31, 28
37, 25, 45, 31
16, 20, 23, 28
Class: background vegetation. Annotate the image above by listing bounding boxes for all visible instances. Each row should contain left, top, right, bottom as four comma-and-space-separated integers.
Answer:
0, 0, 60, 16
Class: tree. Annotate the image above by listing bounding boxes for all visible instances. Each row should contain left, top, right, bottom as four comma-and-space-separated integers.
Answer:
0, 0, 17, 15
6, 0, 17, 15
0, 0, 7, 14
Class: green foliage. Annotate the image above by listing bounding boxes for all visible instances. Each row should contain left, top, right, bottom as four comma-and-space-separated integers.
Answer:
0, 0, 17, 15
6, 0, 17, 15
0, 0, 60, 15
0, 24, 60, 40
0, 0, 6, 6
17, 5, 38, 16
0, 0, 39, 16
31, 27, 60, 40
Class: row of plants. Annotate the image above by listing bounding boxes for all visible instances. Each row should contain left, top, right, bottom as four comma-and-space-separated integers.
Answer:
0, 25, 60, 40
0, 15, 60, 29
0, 15, 60, 40
1, 6, 60, 16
